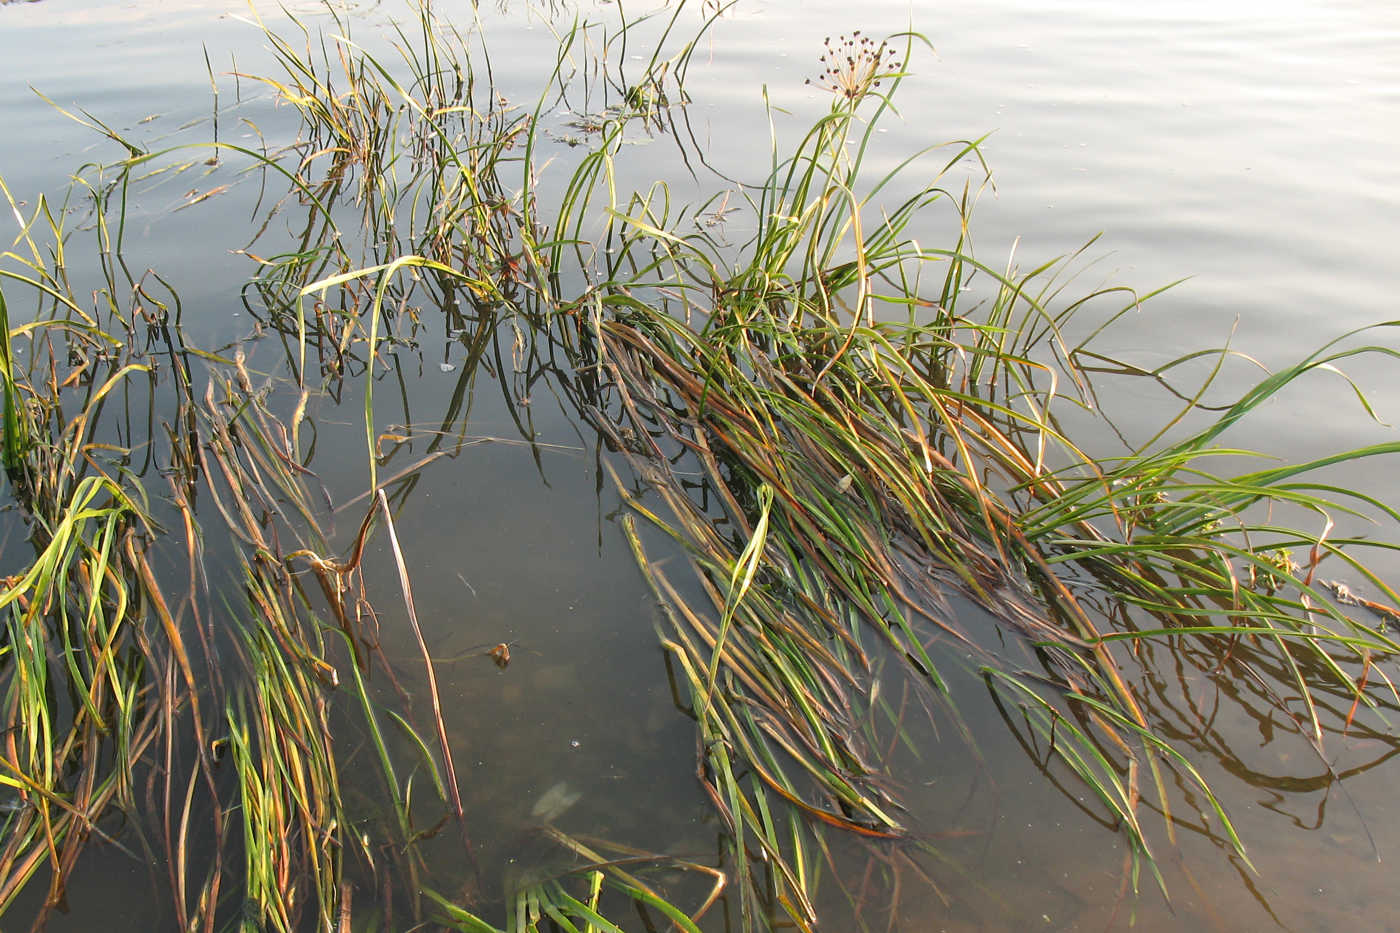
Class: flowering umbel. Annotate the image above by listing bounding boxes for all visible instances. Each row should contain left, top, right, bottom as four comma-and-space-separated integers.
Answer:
806, 32, 903, 104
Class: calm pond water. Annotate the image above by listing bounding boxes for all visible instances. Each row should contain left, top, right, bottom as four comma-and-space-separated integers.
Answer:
2, 0, 1400, 929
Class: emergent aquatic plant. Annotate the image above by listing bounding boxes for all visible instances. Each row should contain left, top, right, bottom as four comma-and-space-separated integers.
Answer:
1, 2, 1399, 931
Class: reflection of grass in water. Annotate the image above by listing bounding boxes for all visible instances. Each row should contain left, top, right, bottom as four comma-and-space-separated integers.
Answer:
2, 0, 1400, 930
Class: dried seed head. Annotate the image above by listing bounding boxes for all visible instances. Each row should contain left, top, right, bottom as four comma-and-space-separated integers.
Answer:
806, 32, 902, 105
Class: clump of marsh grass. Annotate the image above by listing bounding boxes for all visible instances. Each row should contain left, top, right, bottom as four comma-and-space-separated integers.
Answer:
546, 24, 1400, 918
196, 359, 723, 931
226, 5, 1400, 925
185, 357, 463, 931
5, 2, 1400, 931
236, 1, 543, 343
0, 158, 445, 930
0, 184, 188, 925
0, 473, 160, 919
0, 147, 715, 926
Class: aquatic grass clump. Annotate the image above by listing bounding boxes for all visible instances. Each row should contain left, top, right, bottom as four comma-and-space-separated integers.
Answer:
233, 5, 1400, 923
169, 354, 718, 932
236, 1, 546, 342
0, 189, 191, 921
0, 164, 468, 929
0, 5, 740, 924
548, 24, 1400, 913
0, 476, 157, 915
2, 2, 1399, 930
